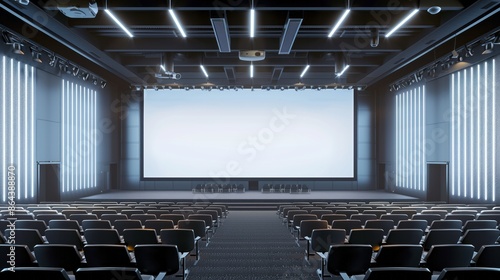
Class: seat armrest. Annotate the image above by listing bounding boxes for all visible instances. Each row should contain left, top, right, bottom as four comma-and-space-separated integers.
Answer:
179, 252, 189, 259
317, 252, 328, 260
304, 236, 311, 241
195, 236, 201, 241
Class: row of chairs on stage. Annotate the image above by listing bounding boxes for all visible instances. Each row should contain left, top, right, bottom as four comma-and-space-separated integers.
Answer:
261, 184, 311, 193
192, 183, 245, 193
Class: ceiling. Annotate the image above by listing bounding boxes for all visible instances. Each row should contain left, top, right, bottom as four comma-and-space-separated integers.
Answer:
1, 0, 499, 89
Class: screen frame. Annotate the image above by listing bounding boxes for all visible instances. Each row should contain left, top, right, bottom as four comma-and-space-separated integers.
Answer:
140, 89, 358, 181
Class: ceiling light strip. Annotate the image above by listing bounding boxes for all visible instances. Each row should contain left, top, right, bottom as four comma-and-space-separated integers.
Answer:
104, 9, 133, 38
385, 9, 419, 38
300, 65, 310, 78
328, 9, 350, 38
200, 65, 209, 78
169, 9, 187, 38
250, 64, 254, 78
250, 9, 255, 38
337, 64, 350, 77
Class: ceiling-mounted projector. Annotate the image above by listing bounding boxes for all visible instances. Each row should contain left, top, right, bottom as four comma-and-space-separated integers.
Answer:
239, 50, 266, 61
56, 0, 98, 18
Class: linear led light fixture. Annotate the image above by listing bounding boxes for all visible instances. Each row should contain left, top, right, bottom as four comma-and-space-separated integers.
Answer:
104, 9, 133, 38
385, 9, 418, 38
169, 9, 187, 38
250, 9, 255, 38
328, 9, 350, 38
250, 63, 254, 78
160, 65, 166, 72
211, 17, 231, 52
200, 65, 209, 78
300, 65, 310, 78
336, 64, 350, 77
279, 18, 303, 54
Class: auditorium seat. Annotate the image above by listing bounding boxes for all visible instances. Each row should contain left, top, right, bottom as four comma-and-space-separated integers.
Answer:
384, 229, 423, 245
0, 244, 36, 269
372, 245, 423, 267
14, 220, 48, 236
144, 219, 175, 236
83, 244, 135, 267
348, 229, 384, 251
113, 219, 143, 235
422, 229, 462, 251
4, 229, 44, 251
364, 220, 395, 236
0, 267, 74, 280
434, 267, 500, 280
83, 229, 122, 245
81, 220, 112, 231
161, 229, 199, 261
423, 244, 475, 273
325, 244, 373, 279
460, 229, 500, 251
45, 229, 85, 251
135, 244, 184, 280
331, 219, 363, 236
34, 244, 83, 273
473, 245, 500, 268
75, 267, 153, 280
352, 267, 431, 280
122, 229, 159, 251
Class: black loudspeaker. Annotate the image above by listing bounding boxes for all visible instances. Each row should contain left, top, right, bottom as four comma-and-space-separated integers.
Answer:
248, 180, 259, 191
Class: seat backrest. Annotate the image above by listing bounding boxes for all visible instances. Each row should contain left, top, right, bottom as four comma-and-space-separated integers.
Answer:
69, 214, 98, 224
397, 220, 428, 231
134, 244, 180, 276
461, 229, 500, 251
327, 244, 373, 276
351, 214, 378, 225
188, 214, 214, 228
435, 267, 500, 280
36, 214, 67, 225
100, 214, 128, 226
144, 219, 175, 235
81, 220, 112, 230
177, 219, 206, 238
444, 214, 476, 225
113, 219, 143, 235
310, 229, 346, 253
411, 214, 442, 225
348, 229, 384, 250
335, 210, 359, 218
34, 244, 82, 272
320, 214, 347, 224
476, 214, 500, 226
0, 267, 71, 280
4, 229, 44, 251
14, 220, 48, 235
159, 214, 185, 225
364, 220, 395, 236
160, 229, 195, 253
310, 210, 333, 219
45, 229, 84, 251
83, 244, 133, 267
147, 210, 170, 218
385, 229, 423, 245
299, 220, 328, 238
75, 267, 146, 280
363, 267, 431, 280
429, 220, 463, 230
48, 220, 81, 231
293, 214, 318, 228
424, 244, 475, 272
422, 229, 462, 251
122, 229, 158, 251
473, 244, 500, 268
0, 244, 35, 269
129, 214, 156, 224
374, 245, 423, 267
83, 229, 121, 245
463, 220, 498, 231
331, 220, 363, 235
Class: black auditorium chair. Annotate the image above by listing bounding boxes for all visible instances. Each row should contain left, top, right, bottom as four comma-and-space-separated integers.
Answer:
351, 267, 431, 280
0, 244, 36, 269
135, 244, 185, 280
44, 229, 85, 251
122, 228, 159, 251
113, 219, 143, 235
460, 229, 500, 251
83, 244, 135, 267
434, 267, 500, 280
384, 229, 423, 245
423, 244, 475, 273
14, 220, 48, 236
325, 244, 373, 279
473, 245, 500, 268
75, 267, 154, 280
83, 229, 122, 245
309, 229, 346, 278
144, 219, 175, 236
372, 245, 423, 267
0, 267, 74, 280
4, 229, 44, 251
34, 244, 83, 273
161, 229, 199, 261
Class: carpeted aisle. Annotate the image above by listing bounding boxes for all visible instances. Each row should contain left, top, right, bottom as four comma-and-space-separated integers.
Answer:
187, 211, 318, 279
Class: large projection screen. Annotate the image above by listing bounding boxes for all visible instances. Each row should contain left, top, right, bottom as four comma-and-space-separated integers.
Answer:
143, 88, 355, 179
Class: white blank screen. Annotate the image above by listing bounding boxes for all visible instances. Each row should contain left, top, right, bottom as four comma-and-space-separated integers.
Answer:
143, 89, 354, 178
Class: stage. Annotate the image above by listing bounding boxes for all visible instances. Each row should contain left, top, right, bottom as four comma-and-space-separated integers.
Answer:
79, 190, 420, 210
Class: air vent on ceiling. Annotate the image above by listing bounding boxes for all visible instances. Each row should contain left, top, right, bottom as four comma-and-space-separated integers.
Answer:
56, 0, 98, 18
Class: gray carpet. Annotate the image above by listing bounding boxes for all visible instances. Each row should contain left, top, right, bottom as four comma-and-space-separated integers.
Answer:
186, 211, 320, 279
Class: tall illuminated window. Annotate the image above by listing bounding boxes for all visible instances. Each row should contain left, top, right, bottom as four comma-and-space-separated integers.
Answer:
396, 85, 426, 190
0, 56, 36, 202
61, 80, 97, 192
451, 59, 496, 201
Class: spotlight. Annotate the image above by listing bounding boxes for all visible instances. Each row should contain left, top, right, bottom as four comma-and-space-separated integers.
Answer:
100, 80, 107, 88
154, 85, 159, 91
370, 28, 379, 48
482, 42, 493, 55
135, 85, 142, 91
48, 55, 58, 67
72, 66, 80, 76
92, 78, 98, 85
280, 86, 285, 91
427, 6, 441, 15
82, 72, 90, 81
12, 42, 24, 55
465, 46, 473, 57
451, 49, 459, 59
30, 47, 42, 63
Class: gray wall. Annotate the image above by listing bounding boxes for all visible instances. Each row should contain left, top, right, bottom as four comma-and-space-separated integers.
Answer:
119, 90, 377, 191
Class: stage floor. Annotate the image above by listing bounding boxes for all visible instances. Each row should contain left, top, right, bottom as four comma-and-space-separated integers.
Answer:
79, 190, 419, 203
